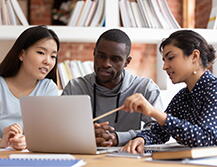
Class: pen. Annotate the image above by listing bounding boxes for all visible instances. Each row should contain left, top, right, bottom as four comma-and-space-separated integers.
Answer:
93, 105, 124, 122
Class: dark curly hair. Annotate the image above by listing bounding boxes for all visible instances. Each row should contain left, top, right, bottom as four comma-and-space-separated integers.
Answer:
95, 29, 131, 56
159, 30, 216, 68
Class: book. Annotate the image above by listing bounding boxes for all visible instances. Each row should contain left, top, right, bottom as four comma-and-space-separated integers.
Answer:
57, 62, 69, 88
90, 0, 104, 27
68, 0, 85, 26
152, 146, 217, 160
158, 0, 180, 28
63, 60, 73, 81
150, 0, 170, 29
119, 0, 131, 27
130, 0, 144, 27
144, 142, 186, 152
76, 0, 93, 26
84, 0, 97, 26
137, 0, 149, 27
69, 61, 83, 79
147, 0, 162, 28
105, 0, 119, 27
76, 60, 86, 76
126, 0, 137, 27
1, 0, 10, 25
143, 0, 160, 28
107, 151, 150, 159
0, 158, 85, 166
82, 61, 94, 75
207, 0, 217, 29
5, 0, 17, 25
182, 156, 217, 166
10, 0, 28, 25
147, 157, 217, 167
141, 0, 155, 28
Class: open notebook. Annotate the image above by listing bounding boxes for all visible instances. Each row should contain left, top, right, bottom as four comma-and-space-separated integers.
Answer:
20, 96, 119, 154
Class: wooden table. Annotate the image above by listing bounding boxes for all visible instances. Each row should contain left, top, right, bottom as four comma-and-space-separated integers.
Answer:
0, 150, 211, 167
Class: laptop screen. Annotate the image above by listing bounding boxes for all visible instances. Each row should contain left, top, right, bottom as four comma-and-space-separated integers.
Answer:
20, 95, 97, 154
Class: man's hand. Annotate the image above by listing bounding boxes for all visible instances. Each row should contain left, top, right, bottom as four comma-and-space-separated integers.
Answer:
94, 121, 118, 147
120, 137, 145, 154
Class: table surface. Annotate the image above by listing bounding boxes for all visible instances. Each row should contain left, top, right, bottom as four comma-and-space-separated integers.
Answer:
0, 150, 211, 167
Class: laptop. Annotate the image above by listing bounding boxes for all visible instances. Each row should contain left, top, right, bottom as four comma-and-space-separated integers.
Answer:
20, 95, 119, 154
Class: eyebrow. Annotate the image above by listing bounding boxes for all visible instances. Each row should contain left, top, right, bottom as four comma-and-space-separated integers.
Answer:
96, 50, 105, 54
96, 50, 122, 57
36, 46, 57, 54
162, 51, 172, 61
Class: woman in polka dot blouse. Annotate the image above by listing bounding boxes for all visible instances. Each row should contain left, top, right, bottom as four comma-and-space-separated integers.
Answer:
121, 30, 217, 154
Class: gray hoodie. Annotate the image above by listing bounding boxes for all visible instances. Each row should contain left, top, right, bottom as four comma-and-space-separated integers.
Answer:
62, 70, 163, 146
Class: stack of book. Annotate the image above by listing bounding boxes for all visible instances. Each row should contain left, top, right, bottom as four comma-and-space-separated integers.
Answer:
0, 0, 28, 25
119, 0, 180, 28
68, 0, 105, 27
58, 60, 94, 88
152, 146, 217, 160
149, 145, 217, 166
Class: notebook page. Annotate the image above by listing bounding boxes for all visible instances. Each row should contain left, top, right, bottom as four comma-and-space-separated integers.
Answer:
0, 147, 28, 152
9, 154, 75, 160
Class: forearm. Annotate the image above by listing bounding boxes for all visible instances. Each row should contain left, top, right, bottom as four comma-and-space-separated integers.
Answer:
164, 114, 217, 147
116, 130, 139, 146
149, 108, 167, 126
137, 125, 170, 145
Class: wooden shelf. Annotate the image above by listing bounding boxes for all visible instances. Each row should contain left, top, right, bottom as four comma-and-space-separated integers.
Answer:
1, 25, 217, 44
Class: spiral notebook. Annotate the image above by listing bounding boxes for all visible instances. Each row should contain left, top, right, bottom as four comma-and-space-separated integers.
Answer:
9, 153, 75, 160
0, 158, 85, 167
1, 153, 85, 167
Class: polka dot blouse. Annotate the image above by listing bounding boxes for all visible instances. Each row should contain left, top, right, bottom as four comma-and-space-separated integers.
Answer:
137, 70, 217, 147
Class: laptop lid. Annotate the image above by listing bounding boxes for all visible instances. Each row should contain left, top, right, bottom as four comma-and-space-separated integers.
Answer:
20, 95, 98, 154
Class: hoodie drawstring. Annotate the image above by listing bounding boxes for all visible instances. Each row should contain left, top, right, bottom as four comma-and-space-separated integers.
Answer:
93, 84, 121, 123
114, 93, 121, 123
93, 84, 97, 119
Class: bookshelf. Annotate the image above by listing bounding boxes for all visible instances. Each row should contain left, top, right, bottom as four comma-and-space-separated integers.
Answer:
1, 0, 216, 54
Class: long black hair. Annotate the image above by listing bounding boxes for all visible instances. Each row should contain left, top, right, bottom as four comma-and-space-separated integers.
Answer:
0, 25, 60, 83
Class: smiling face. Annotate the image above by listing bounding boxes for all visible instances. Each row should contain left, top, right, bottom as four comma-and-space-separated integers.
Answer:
162, 44, 195, 84
18, 38, 58, 81
94, 39, 131, 88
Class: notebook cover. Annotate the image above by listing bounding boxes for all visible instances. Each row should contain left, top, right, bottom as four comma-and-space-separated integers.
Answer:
0, 158, 85, 166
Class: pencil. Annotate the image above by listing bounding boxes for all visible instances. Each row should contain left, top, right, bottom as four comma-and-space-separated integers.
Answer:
93, 105, 124, 122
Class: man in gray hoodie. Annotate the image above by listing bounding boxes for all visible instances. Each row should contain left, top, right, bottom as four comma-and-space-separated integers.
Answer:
62, 29, 163, 146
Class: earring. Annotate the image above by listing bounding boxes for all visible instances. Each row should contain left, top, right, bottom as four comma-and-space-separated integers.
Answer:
193, 71, 197, 75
